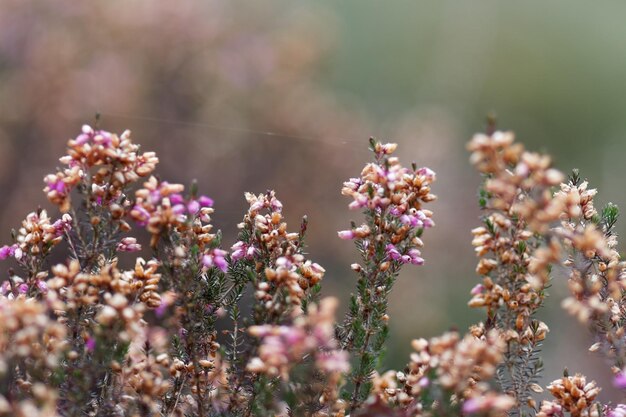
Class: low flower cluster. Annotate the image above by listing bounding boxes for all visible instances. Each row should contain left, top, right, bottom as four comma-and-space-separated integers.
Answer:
0, 123, 625, 417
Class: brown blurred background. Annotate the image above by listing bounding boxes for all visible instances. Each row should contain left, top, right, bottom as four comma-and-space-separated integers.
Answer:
2, 0, 626, 402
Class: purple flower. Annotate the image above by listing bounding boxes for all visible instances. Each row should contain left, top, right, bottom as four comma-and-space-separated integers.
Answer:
85, 336, 96, 352
169, 193, 184, 205
275, 256, 292, 269
385, 244, 402, 261
18, 283, 28, 294
400, 214, 423, 228
231, 241, 257, 262
51, 217, 72, 237
0, 245, 12, 260
155, 298, 169, 318
389, 207, 403, 216
46, 178, 66, 193
198, 195, 214, 207
94, 131, 113, 147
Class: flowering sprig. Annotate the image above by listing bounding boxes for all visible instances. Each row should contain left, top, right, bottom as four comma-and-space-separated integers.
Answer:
44, 125, 158, 214
537, 373, 601, 417
467, 128, 626, 417
246, 297, 349, 415
556, 173, 626, 374
224, 191, 325, 416
337, 138, 436, 411
230, 191, 325, 324
247, 297, 349, 379
130, 176, 228, 417
467, 130, 573, 416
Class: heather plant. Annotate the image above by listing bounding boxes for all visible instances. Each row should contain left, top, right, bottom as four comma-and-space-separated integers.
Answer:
1, 123, 626, 417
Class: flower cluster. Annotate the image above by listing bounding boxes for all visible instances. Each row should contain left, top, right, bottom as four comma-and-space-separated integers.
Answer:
130, 176, 215, 248
232, 191, 325, 312
44, 125, 158, 213
0, 210, 72, 287
247, 297, 349, 379
466, 130, 576, 413
370, 331, 514, 416
538, 374, 601, 417
338, 140, 435, 267
467, 131, 565, 234
46, 259, 148, 344
555, 175, 626, 371
0, 297, 67, 416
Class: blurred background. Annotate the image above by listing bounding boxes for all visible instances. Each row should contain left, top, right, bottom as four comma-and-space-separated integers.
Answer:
2, 0, 626, 401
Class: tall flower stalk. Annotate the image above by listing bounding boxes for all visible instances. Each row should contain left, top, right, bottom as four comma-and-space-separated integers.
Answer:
336, 138, 436, 411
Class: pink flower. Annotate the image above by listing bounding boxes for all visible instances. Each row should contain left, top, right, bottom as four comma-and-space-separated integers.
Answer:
131, 205, 151, 225
417, 167, 436, 182
614, 372, 626, 389
187, 199, 200, 214
462, 398, 481, 414
230, 241, 246, 261
270, 197, 283, 212
316, 350, 350, 373
172, 204, 186, 215
117, 237, 142, 252
0, 282, 10, 295
348, 194, 369, 210
46, 178, 66, 194
337, 230, 355, 240
0, 245, 12, 260
202, 249, 229, 272
51, 215, 72, 237
407, 248, 424, 265
230, 241, 258, 262
608, 405, 626, 417
470, 284, 484, 295
386, 244, 401, 261
36, 280, 48, 293
75, 125, 94, 145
